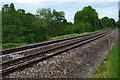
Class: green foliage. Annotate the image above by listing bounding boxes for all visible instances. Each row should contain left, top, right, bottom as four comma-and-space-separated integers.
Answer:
2, 3, 117, 49
116, 21, 120, 28
36, 8, 66, 22
2, 3, 70, 45
118, 8, 120, 21
74, 6, 100, 32
72, 22, 92, 33
100, 17, 116, 28
9, 3, 16, 12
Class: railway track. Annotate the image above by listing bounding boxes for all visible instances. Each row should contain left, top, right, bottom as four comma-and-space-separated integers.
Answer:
1, 29, 113, 75
1, 29, 110, 55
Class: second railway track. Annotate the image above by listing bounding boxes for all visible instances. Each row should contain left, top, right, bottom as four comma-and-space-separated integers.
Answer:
1, 29, 113, 75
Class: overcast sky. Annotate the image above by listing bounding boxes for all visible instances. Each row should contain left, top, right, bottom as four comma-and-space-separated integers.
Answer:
0, 0, 119, 23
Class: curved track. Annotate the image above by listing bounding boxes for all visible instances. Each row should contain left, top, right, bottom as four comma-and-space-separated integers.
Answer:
1, 29, 113, 75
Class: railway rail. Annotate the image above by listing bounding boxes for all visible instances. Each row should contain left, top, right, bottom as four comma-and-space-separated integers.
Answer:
1, 29, 113, 75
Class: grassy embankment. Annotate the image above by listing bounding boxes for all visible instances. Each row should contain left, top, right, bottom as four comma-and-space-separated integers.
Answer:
93, 29, 119, 78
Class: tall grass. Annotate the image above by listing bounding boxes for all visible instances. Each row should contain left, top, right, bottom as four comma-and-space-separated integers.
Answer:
93, 39, 118, 78
49, 32, 89, 40
2, 43, 26, 49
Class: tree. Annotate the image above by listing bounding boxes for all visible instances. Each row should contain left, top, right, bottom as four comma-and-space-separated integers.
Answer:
36, 8, 52, 20
109, 18, 115, 28
74, 6, 100, 32
52, 10, 66, 22
36, 8, 66, 23
118, 9, 120, 21
17, 9, 25, 14
9, 3, 16, 12
100, 17, 116, 28
2, 3, 18, 25
100, 17, 109, 28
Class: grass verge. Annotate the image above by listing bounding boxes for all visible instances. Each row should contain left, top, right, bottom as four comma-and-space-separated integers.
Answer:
49, 32, 88, 40
2, 43, 26, 49
93, 39, 118, 78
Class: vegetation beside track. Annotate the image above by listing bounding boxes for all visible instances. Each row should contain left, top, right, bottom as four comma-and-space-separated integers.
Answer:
49, 33, 89, 40
93, 37, 118, 78
2, 43, 27, 49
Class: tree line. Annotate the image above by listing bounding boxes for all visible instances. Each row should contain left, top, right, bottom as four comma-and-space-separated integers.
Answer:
1, 3, 119, 44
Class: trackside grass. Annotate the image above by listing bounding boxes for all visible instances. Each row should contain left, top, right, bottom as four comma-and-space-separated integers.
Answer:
49, 32, 89, 40
93, 39, 118, 78
2, 43, 27, 49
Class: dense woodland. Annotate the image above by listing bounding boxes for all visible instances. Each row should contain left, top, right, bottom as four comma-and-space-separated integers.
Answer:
1, 3, 119, 45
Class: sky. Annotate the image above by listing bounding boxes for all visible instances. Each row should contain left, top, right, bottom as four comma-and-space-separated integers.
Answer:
0, 0, 119, 23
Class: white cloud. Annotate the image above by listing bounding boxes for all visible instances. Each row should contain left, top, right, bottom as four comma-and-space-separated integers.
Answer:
1, 0, 119, 3
96, 6, 118, 21
1, 0, 41, 3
